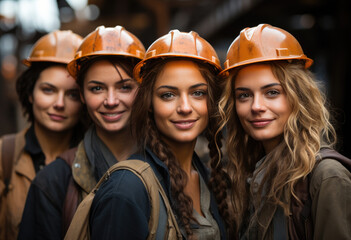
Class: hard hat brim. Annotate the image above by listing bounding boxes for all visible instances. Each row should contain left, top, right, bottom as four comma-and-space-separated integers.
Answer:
219, 55, 313, 77
133, 53, 223, 83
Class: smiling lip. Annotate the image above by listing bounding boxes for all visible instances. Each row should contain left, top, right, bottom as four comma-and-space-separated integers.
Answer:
171, 119, 197, 130
100, 111, 125, 122
249, 119, 273, 127
48, 113, 66, 121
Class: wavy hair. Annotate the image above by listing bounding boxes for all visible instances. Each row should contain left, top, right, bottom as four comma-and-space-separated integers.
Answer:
131, 58, 231, 239
218, 60, 337, 233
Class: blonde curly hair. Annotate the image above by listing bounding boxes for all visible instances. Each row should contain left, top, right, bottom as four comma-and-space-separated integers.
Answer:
217, 60, 337, 233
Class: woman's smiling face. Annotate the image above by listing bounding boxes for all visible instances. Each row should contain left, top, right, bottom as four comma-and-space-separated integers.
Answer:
234, 64, 292, 153
152, 60, 209, 146
83, 60, 138, 133
30, 65, 82, 132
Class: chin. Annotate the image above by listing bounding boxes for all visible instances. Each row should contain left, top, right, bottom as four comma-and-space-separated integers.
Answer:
174, 135, 198, 144
102, 124, 127, 133
46, 125, 69, 133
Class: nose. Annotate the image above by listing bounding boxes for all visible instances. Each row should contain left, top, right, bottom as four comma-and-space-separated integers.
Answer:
177, 94, 192, 115
53, 92, 65, 110
103, 89, 120, 108
251, 95, 266, 112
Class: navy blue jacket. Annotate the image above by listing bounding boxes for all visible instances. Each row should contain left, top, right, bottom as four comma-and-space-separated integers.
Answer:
90, 148, 227, 239
18, 158, 71, 240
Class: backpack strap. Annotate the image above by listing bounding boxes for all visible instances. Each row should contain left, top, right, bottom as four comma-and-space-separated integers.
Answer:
64, 160, 182, 240
1, 134, 16, 196
149, 163, 182, 240
59, 147, 79, 236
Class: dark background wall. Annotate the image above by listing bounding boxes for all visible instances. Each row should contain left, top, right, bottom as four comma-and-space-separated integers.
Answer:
1, 0, 350, 157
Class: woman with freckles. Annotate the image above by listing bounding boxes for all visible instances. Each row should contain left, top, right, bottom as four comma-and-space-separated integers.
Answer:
18, 26, 145, 239
89, 30, 229, 240
218, 24, 351, 239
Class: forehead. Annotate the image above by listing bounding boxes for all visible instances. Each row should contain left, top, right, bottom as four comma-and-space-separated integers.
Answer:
37, 65, 76, 86
155, 60, 206, 87
83, 60, 133, 86
234, 63, 280, 87
86, 60, 128, 74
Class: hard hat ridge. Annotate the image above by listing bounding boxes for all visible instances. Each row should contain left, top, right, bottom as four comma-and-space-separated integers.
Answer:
134, 29, 222, 82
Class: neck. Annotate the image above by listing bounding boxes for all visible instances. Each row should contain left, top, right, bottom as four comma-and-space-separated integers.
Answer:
163, 138, 197, 175
262, 135, 282, 154
34, 122, 73, 165
96, 126, 137, 161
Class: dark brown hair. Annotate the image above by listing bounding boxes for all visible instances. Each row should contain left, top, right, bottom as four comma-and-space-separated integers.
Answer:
131, 58, 231, 239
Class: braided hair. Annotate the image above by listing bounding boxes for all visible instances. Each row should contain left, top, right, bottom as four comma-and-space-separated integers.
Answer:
131, 58, 232, 238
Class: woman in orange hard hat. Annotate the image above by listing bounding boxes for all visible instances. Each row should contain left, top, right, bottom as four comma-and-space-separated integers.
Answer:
0, 30, 84, 240
218, 24, 351, 239
87, 30, 229, 240
17, 25, 146, 240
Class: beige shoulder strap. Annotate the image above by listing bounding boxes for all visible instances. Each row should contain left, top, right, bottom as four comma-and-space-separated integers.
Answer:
65, 160, 181, 240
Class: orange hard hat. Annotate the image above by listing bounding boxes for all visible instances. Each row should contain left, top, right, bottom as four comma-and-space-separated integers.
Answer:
67, 25, 146, 79
23, 30, 83, 66
220, 24, 313, 76
133, 30, 222, 82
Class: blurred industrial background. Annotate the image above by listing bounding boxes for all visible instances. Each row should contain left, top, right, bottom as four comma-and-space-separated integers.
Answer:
0, 0, 350, 157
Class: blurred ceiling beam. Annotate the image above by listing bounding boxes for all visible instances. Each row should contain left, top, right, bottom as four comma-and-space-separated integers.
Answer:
138, 0, 170, 36
193, 0, 262, 37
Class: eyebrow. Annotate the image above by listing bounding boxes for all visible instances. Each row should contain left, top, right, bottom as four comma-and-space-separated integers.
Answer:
235, 83, 281, 91
156, 83, 207, 91
40, 82, 56, 88
40, 82, 78, 91
87, 78, 133, 85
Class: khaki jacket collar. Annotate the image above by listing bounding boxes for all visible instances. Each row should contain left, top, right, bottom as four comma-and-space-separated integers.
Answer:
71, 142, 96, 195
14, 128, 35, 181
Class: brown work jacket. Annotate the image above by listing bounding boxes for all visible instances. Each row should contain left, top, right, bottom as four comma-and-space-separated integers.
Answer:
0, 128, 34, 240
242, 158, 351, 240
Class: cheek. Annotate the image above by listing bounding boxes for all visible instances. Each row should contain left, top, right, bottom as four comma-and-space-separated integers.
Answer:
66, 100, 82, 115
120, 91, 138, 107
84, 94, 102, 112
273, 97, 292, 119
32, 92, 51, 110
235, 103, 247, 120
152, 100, 171, 125
198, 100, 208, 117
153, 105, 167, 122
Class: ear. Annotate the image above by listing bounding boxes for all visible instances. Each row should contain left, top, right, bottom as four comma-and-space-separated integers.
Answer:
29, 95, 33, 104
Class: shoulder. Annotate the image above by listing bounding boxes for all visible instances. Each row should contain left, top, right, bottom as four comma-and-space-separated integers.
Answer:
91, 166, 151, 223
94, 166, 149, 204
312, 158, 351, 181
89, 163, 152, 239
310, 158, 351, 195
32, 158, 72, 198
34, 157, 72, 182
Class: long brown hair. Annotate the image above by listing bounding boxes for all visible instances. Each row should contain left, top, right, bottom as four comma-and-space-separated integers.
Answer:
131, 58, 230, 239
218, 61, 337, 233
